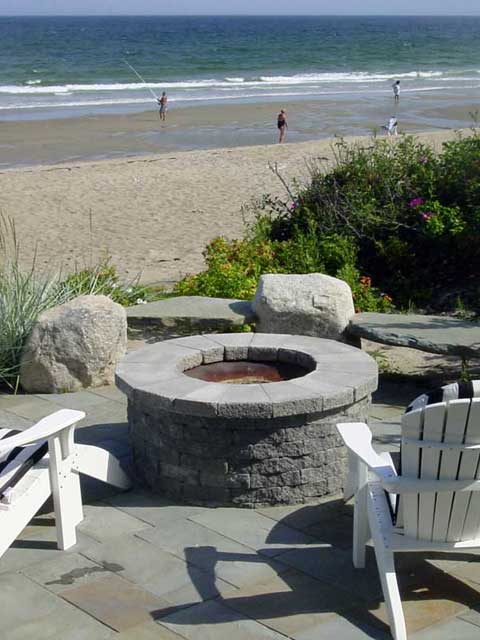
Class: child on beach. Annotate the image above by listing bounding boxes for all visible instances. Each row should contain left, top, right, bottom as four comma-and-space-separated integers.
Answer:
392, 80, 400, 102
277, 109, 287, 143
157, 92, 168, 121
383, 116, 398, 136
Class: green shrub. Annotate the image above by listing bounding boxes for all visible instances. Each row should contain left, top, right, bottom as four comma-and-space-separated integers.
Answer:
176, 132, 480, 313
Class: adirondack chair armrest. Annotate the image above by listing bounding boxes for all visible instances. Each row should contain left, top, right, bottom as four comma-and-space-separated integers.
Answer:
337, 422, 397, 482
0, 409, 85, 453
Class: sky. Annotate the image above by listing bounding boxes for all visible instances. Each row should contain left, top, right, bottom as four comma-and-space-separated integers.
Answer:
1, 0, 479, 16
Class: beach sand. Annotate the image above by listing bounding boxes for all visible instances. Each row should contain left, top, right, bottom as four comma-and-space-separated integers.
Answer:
0, 127, 469, 285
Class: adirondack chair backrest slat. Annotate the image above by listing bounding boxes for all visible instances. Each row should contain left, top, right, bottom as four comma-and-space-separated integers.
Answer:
417, 403, 446, 541
401, 408, 423, 538
400, 395, 480, 543
432, 400, 470, 542
452, 400, 480, 541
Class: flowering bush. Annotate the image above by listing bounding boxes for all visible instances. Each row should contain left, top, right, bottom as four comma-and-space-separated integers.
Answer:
176, 132, 480, 313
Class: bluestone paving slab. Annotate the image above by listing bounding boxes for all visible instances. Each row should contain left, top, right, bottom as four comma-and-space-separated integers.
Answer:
117, 622, 185, 639
0, 394, 65, 421
74, 420, 129, 446
257, 496, 347, 532
35, 389, 112, 410
354, 571, 480, 636
425, 554, 480, 587
369, 420, 402, 449
349, 312, 480, 359
303, 515, 355, 549
276, 547, 383, 602
77, 503, 152, 541
220, 567, 363, 639
190, 508, 315, 557
60, 573, 170, 632
369, 403, 403, 420
410, 616, 480, 639
106, 491, 208, 526
159, 598, 290, 640
293, 615, 390, 640
0, 515, 98, 575
82, 533, 236, 606
137, 518, 290, 589
126, 296, 255, 329
0, 572, 114, 640
21, 551, 113, 594
75, 400, 127, 428
0, 407, 32, 429
89, 384, 129, 403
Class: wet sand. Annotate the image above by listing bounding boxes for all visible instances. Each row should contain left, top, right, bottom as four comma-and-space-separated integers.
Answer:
1, 94, 478, 169
0, 128, 468, 286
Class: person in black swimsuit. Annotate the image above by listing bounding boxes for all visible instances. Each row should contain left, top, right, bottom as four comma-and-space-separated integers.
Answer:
277, 109, 287, 143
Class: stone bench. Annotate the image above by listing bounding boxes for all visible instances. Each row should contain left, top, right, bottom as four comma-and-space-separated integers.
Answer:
348, 312, 480, 361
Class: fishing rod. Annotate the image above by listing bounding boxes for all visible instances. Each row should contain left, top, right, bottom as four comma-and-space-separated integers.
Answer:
123, 59, 159, 102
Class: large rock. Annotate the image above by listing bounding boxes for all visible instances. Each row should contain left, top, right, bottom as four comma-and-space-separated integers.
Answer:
252, 273, 355, 340
20, 295, 127, 393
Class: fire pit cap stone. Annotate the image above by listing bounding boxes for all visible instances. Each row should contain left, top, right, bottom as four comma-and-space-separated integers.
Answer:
115, 333, 378, 418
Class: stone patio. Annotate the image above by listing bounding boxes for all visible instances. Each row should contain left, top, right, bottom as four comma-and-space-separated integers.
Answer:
2, 378, 480, 639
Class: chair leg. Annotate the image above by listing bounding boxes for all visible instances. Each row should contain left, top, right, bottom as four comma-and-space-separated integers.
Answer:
373, 547, 407, 640
353, 484, 369, 568
73, 444, 131, 489
49, 439, 83, 551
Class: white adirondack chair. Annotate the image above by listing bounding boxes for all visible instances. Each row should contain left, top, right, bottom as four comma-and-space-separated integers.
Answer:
337, 381, 480, 640
0, 408, 131, 559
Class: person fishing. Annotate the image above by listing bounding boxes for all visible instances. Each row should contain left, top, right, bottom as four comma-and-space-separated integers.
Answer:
277, 109, 287, 143
124, 60, 166, 122
157, 92, 168, 121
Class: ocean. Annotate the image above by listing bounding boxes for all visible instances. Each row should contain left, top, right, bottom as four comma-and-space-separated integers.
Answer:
1, 15, 480, 120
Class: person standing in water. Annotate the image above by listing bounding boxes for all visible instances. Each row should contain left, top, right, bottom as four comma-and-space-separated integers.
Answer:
157, 92, 168, 121
392, 80, 400, 102
277, 109, 287, 143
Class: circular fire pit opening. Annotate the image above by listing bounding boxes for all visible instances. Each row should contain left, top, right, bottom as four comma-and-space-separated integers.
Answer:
116, 333, 378, 508
184, 359, 313, 384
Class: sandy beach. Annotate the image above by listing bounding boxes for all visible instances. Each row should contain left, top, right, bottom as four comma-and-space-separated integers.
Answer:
0, 127, 469, 285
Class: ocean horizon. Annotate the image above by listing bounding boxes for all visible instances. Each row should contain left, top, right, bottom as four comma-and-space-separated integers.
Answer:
1, 15, 479, 121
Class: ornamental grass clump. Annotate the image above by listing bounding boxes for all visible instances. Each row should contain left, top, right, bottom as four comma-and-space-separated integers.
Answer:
0, 216, 63, 389
0, 216, 167, 389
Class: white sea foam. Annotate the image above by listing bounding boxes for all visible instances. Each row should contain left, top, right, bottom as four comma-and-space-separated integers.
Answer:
0, 69, 468, 96
4, 84, 475, 112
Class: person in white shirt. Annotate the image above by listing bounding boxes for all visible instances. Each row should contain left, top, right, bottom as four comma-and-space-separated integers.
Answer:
392, 80, 400, 102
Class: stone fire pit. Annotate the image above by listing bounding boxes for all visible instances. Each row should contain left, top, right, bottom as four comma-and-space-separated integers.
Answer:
116, 333, 378, 507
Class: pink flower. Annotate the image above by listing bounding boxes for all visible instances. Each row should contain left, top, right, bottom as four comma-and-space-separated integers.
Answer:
421, 211, 435, 221
409, 197, 425, 208
289, 201, 299, 211
420, 157, 429, 164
